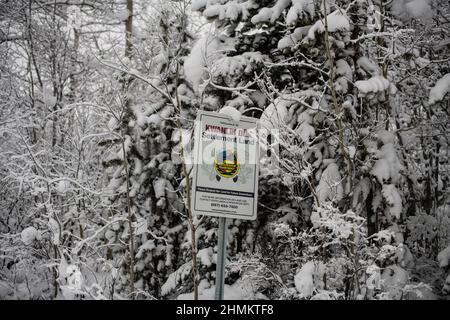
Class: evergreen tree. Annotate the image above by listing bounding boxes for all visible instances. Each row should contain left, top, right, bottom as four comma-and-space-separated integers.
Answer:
101, 0, 196, 298
184, 0, 446, 299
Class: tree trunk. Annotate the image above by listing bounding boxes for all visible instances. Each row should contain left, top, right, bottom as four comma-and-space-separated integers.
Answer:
124, 0, 135, 300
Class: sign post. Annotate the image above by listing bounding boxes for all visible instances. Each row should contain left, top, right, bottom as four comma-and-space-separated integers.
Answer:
191, 110, 259, 300
214, 217, 227, 300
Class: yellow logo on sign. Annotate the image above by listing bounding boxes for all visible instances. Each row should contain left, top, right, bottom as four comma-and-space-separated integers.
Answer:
214, 149, 240, 179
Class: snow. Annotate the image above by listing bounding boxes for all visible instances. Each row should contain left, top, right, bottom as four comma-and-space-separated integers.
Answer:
161, 261, 192, 296
184, 33, 236, 92
357, 57, 381, 76
251, 7, 272, 24
21, 226, 38, 245
203, 3, 244, 21
42, 85, 57, 107
296, 120, 315, 142
316, 162, 343, 203
259, 101, 288, 130
311, 207, 361, 240
133, 28, 147, 40
133, 158, 143, 176
177, 278, 267, 300
58, 263, 84, 299
87, 283, 107, 300
392, 0, 433, 21
147, 114, 161, 125
200, 1, 258, 21
286, 0, 315, 25
355, 76, 390, 96
67, 5, 81, 29
197, 247, 213, 267
2, 0, 448, 302
219, 106, 241, 122
443, 274, 450, 295
107, 117, 119, 131
134, 217, 148, 235
347, 145, 356, 159
251, 0, 290, 24
57, 179, 70, 194
153, 178, 166, 198
191, 0, 207, 11
136, 240, 155, 259
396, 244, 415, 269
352, 177, 371, 208
209, 52, 265, 90
160, 106, 174, 120
375, 148, 398, 182
429, 73, 450, 105
382, 184, 402, 221
203, 4, 224, 19
115, 9, 130, 21
388, 224, 405, 245
376, 130, 395, 145
66, 265, 83, 290
104, 229, 115, 242
305, 10, 350, 41
366, 264, 381, 291
118, 135, 132, 161
405, 0, 432, 19
335, 59, 353, 93
437, 245, 450, 268
336, 59, 352, 80
278, 27, 308, 50
48, 217, 60, 245
381, 265, 409, 300
184, 37, 211, 92
294, 261, 325, 297
311, 291, 338, 300
224, 3, 242, 20
370, 133, 402, 184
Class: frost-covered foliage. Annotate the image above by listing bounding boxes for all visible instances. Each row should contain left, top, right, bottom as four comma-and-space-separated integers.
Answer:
0, 0, 116, 299
0, 0, 449, 300
187, 0, 450, 300
429, 73, 450, 105
100, 2, 197, 298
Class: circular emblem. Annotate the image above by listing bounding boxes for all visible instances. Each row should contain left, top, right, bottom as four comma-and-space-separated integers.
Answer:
214, 148, 240, 179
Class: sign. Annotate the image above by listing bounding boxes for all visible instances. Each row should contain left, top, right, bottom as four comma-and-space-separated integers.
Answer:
192, 110, 259, 220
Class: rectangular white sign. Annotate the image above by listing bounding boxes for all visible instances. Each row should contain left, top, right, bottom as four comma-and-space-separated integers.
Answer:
191, 110, 259, 220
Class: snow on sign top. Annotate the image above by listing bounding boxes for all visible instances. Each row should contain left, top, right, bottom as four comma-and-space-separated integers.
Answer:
191, 110, 259, 220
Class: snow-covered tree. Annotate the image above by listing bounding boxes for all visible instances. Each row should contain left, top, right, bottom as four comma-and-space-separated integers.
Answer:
0, 0, 448, 301
185, 0, 449, 299
98, 0, 203, 299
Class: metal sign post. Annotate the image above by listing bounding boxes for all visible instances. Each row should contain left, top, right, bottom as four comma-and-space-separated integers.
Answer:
214, 217, 228, 300
191, 110, 259, 300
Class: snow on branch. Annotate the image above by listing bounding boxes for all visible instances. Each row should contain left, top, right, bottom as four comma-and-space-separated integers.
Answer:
349, 29, 415, 44
429, 73, 450, 105
96, 58, 176, 106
